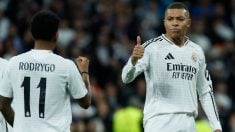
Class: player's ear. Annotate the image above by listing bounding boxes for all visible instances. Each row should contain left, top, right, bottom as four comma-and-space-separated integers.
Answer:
52, 33, 58, 42
163, 19, 166, 28
187, 18, 191, 28
56, 33, 59, 42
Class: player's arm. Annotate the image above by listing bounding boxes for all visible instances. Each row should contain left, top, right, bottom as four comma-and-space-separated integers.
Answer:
76, 72, 91, 109
0, 96, 14, 126
121, 36, 148, 83
196, 51, 222, 131
0, 65, 14, 126
73, 57, 91, 109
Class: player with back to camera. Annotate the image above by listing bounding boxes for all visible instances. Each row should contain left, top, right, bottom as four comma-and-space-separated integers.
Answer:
122, 2, 222, 132
0, 10, 92, 132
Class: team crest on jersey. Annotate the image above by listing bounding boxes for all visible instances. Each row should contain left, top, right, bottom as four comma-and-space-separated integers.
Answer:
191, 52, 197, 62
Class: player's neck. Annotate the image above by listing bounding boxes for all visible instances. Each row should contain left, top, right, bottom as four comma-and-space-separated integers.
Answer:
34, 40, 56, 50
165, 34, 186, 47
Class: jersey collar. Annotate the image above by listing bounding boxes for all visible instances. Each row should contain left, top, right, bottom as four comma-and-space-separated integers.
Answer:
161, 34, 189, 47
31, 49, 53, 53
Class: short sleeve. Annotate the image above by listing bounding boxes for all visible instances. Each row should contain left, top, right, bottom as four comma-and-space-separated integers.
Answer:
67, 61, 88, 99
0, 65, 13, 98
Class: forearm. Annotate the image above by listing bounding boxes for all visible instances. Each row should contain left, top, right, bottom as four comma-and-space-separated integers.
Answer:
81, 72, 92, 103
121, 58, 141, 83
199, 92, 222, 131
122, 66, 136, 83
75, 72, 92, 109
2, 105, 14, 126
0, 96, 14, 126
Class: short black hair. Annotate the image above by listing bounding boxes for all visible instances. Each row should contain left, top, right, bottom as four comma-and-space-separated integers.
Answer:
31, 10, 60, 41
166, 2, 190, 17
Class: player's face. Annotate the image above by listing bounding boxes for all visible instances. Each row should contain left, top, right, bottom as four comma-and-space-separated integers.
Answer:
164, 9, 191, 39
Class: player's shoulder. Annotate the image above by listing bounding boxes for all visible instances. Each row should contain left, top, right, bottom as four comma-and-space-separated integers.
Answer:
50, 53, 67, 61
63, 58, 76, 66
0, 58, 8, 70
187, 40, 203, 51
49, 54, 76, 68
142, 35, 164, 49
0, 57, 8, 65
8, 52, 26, 63
8, 50, 33, 63
187, 40, 205, 56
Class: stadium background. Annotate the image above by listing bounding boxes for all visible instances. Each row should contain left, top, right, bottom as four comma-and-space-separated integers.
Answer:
0, 0, 234, 131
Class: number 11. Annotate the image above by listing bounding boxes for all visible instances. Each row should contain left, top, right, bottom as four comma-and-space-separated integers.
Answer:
21, 77, 47, 118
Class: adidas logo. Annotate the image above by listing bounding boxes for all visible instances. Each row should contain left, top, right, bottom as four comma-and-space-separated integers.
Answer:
165, 53, 174, 60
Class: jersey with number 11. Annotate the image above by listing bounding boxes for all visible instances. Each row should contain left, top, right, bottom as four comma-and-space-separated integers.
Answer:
0, 49, 87, 132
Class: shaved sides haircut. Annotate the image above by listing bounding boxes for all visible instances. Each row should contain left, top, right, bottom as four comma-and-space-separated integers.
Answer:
165, 2, 190, 18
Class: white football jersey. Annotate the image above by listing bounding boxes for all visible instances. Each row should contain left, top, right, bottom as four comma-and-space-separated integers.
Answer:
0, 58, 12, 132
0, 50, 88, 132
122, 34, 220, 125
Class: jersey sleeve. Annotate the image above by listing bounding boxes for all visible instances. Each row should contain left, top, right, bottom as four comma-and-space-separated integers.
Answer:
196, 50, 222, 131
67, 61, 88, 99
121, 46, 149, 84
196, 52, 211, 96
0, 63, 13, 98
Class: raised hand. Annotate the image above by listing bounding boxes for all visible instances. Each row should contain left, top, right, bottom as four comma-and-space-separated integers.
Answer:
131, 36, 144, 66
75, 56, 90, 73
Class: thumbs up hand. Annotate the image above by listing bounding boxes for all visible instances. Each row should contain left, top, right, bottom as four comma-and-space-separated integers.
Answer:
131, 36, 144, 66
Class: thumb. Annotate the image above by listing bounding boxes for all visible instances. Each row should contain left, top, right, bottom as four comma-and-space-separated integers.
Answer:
136, 36, 141, 45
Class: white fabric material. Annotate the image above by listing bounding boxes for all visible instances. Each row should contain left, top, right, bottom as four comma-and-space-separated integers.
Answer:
0, 50, 87, 132
122, 34, 222, 131
144, 113, 196, 132
0, 58, 12, 132
200, 92, 222, 131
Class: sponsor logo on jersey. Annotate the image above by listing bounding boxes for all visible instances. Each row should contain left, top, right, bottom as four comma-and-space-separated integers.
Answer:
167, 63, 197, 80
165, 53, 174, 60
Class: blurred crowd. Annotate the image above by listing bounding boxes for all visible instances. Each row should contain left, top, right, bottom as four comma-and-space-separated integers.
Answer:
0, 0, 234, 131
